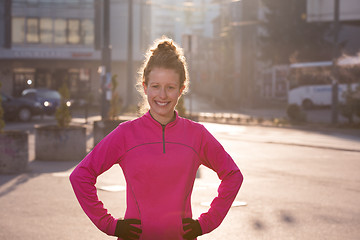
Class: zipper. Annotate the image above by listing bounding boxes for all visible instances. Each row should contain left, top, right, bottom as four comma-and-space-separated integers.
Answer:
162, 125, 166, 153
148, 111, 175, 154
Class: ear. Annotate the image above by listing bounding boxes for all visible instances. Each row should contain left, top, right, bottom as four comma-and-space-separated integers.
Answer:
142, 82, 147, 95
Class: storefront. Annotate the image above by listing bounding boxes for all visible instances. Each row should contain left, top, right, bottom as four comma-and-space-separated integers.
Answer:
0, 53, 101, 106
12, 67, 91, 99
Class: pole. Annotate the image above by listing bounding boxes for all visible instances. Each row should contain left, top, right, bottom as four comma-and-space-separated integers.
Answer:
4, 0, 12, 49
126, 0, 133, 109
331, 0, 340, 124
101, 0, 112, 120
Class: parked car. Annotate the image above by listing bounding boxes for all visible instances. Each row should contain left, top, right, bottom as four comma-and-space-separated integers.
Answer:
1, 92, 43, 122
21, 88, 64, 115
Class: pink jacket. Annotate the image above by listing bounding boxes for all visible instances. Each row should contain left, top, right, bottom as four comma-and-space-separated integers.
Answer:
70, 111, 243, 239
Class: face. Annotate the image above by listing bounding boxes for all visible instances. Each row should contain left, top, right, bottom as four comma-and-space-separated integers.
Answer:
143, 68, 185, 125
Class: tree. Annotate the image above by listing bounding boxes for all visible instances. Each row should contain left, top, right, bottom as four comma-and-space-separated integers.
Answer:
259, 0, 333, 65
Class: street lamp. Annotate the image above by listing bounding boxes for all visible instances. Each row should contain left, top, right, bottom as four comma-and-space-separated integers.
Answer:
331, 0, 340, 124
101, 0, 112, 120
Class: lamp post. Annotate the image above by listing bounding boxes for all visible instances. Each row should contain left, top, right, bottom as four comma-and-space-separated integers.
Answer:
331, 0, 340, 124
101, 0, 112, 120
126, 0, 133, 109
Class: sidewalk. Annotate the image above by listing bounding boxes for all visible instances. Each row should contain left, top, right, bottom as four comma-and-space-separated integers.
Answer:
183, 93, 360, 137
184, 93, 360, 124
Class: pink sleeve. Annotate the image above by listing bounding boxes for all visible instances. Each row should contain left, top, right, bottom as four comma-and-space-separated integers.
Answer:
197, 126, 243, 234
69, 126, 124, 236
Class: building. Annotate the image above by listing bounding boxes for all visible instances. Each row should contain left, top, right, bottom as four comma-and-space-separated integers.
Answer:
260, 0, 360, 104
208, 0, 360, 108
146, 0, 220, 103
148, 0, 218, 43
200, 0, 261, 108
0, 0, 151, 108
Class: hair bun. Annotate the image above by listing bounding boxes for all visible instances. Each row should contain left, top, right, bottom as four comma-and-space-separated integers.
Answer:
157, 41, 176, 52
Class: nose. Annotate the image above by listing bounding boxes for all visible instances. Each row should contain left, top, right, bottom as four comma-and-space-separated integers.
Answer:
159, 87, 167, 99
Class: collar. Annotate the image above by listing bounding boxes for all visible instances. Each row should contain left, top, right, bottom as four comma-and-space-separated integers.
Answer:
145, 110, 179, 128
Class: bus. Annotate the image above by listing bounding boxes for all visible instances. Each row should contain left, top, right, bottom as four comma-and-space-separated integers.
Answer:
287, 58, 360, 109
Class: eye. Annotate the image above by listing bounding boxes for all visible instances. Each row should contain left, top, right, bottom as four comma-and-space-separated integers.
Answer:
168, 86, 176, 90
151, 85, 159, 89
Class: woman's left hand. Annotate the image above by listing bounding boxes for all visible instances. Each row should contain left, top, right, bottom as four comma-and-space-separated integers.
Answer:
182, 218, 202, 239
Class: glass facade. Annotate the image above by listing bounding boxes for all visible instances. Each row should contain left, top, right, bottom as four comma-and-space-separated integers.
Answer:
12, 17, 25, 43
68, 19, 80, 44
26, 18, 39, 43
54, 18, 67, 44
13, 0, 94, 8
81, 19, 94, 46
13, 68, 36, 97
12, 17, 94, 46
12, 68, 91, 98
40, 18, 53, 43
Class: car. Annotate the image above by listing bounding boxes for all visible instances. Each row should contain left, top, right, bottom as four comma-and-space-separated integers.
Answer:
1, 92, 44, 122
21, 88, 62, 115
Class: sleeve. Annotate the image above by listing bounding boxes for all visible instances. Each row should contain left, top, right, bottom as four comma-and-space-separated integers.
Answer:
69, 125, 125, 236
197, 125, 244, 234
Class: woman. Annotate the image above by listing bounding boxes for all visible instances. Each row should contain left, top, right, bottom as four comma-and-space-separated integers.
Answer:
70, 37, 243, 240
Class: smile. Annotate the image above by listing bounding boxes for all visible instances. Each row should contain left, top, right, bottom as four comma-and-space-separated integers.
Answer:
155, 101, 169, 106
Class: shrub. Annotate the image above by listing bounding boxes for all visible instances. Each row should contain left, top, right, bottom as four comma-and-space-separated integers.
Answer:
108, 74, 123, 120
55, 83, 72, 128
339, 103, 354, 124
339, 85, 360, 123
286, 104, 307, 123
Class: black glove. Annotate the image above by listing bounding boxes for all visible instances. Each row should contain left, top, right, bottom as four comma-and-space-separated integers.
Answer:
114, 219, 142, 240
182, 218, 202, 240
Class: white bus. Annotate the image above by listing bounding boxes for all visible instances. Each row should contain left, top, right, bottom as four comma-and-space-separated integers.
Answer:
287, 59, 360, 109
288, 83, 359, 109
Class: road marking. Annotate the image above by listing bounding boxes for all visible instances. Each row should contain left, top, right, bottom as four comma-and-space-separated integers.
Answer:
97, 185, 126, 192
200, 201, 247, 207
52, 172, 71, 177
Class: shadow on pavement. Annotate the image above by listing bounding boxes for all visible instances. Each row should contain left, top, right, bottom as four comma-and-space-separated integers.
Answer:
0, 160, 78, 198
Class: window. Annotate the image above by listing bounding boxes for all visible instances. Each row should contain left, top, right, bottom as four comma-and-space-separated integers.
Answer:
68, 19, 80, 44
40, 18, 53, 43
54, 19, 66, 44
12, 17, 25, 43
13, 68, 35, 97
68, 68, 91, 98
12, 16, 94, 46
26, 18, 39, 43
81, 19, 94, 46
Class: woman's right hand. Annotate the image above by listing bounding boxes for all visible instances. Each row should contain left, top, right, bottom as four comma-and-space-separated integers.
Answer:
114, 219, 142, 240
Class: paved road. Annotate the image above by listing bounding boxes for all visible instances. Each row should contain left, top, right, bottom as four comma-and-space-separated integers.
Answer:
1, 118, 360, 239
200, 122, 360, 239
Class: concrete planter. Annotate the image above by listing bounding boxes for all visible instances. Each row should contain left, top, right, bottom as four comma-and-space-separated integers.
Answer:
0, 130, 29, 173
93, 119, 127, 147
35, 125, 86, 161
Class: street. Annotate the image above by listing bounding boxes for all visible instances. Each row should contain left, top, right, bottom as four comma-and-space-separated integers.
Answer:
1, 116, 360, 239
198, 122, 360, 240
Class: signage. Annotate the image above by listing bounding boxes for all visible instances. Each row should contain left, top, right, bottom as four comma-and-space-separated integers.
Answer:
0, 48, 100, 60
